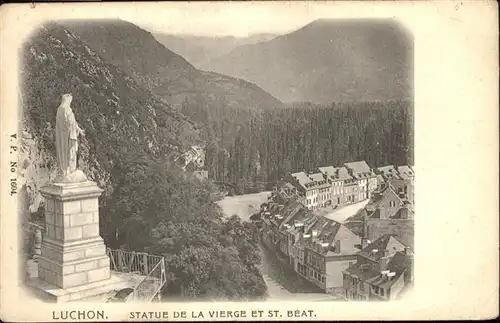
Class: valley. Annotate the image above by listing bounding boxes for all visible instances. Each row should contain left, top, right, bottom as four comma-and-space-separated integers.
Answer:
20, 17, 414, 302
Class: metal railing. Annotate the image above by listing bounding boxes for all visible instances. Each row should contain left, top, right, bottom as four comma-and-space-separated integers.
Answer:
106, 248, 163, 275
133, 258, 166, 302
106, 248, 166, 302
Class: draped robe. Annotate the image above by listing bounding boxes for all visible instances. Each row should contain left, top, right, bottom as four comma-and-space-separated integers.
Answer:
55, 100, 79, 177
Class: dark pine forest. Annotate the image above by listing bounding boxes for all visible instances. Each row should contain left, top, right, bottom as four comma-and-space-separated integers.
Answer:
183, 99, 414, 194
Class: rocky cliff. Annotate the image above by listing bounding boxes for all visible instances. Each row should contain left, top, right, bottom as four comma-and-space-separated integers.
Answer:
20, 22, 200, 212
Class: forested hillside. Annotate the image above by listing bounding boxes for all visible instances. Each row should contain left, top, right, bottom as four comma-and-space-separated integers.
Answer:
202, 100, 414, 193
20, 22, 200, 203
21, 21, 267, 300
62, 19, 283, 114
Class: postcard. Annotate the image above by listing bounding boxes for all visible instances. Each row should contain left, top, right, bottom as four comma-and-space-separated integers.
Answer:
0, 1, 498, 321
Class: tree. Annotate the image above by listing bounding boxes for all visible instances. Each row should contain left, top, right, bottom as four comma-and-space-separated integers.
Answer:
101, 156, 267, 300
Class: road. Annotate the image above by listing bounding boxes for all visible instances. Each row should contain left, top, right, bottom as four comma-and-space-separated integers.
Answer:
316, 199, 370, 223
217, 192, 338, 301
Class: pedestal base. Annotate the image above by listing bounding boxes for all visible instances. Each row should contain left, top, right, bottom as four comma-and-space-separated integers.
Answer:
27, 273, 129, 302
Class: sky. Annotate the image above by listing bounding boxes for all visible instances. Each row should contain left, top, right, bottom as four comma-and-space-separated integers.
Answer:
118, 2, 351, 37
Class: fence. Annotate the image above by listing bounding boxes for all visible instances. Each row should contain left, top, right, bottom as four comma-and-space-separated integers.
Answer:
106, 248, 167, 302
133, 258, 166, 302
24, 223, 167, 302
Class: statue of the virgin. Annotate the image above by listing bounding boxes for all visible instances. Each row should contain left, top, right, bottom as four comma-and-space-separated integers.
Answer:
55, 94, 87, 182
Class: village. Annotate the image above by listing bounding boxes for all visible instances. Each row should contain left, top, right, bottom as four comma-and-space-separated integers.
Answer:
252, 161, 415, 301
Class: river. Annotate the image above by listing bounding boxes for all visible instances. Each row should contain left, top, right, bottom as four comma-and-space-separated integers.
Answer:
216, 192, 338, 301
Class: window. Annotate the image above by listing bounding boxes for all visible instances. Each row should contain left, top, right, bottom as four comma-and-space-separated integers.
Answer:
380, 288, 385, 297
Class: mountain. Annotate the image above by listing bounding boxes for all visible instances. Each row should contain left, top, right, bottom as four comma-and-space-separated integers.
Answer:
153, 33, 277, 67
20, 22, 200, 211
201, 19, 414, 104
60, 20, 283, 114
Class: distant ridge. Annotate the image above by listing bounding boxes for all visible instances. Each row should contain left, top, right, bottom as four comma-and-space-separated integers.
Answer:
62, 19, 284, 113
153, 33, 277, 67
201, 19, 414, 104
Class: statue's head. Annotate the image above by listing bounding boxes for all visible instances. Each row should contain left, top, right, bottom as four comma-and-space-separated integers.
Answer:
61, 93, 73, 107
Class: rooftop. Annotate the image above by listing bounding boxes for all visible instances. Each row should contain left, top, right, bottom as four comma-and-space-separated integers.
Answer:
302, 217, 360, 256
317, 166, 336, 177
365, 251, 412, 288
344, 161, 374, 177
366, 185, 405, 211
308, 172, 329, 186
397, 165, 414, 180
358, 234, 407, 262
291, 171, 313, 187
337, 166, 354, 181
367, 204, 413, 220
391, 207, 414, 220
344, 247, 413, 289
377, 165, 402, 180
289, 171, 329, 190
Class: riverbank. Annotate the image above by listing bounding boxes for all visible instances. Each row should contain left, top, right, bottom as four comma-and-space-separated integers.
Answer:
216, 191, 271, 221
217, 192, 341, 301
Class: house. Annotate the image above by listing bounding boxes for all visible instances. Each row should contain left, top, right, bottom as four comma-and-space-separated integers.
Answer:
274, 181, 300, 203
396, 165, 415, 204
343, 176, 359, 204
181, 145, 205, 170
309, 172, 331, 208
376, 165, 402, 181
397, 165, 414, 181
339, 182, 414, 250
385, 178, 414, 206
365, 185, 407, 218
282, 171, 330, 210
362, 184, 414, 247
364, 203, 415, 250
260, 198, 307, 257
297, 217, 361, 293
317, 166, 338, 203
343, 234, 414, 301
318, 166, 353, 207
191, 170, 208, 181
276, 201, 305, 257
344, 161, 378, 200
288, 211, 319, 271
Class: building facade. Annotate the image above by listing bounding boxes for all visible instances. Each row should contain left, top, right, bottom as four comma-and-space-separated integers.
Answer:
343, 235, 414, 301
281, 160, 404, 212
344, 161, 377, 200
267, 161, 415, 298
282, 171, 331, 210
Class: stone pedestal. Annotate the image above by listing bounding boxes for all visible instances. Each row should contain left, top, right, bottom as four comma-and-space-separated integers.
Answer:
29, 180, 127, 302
